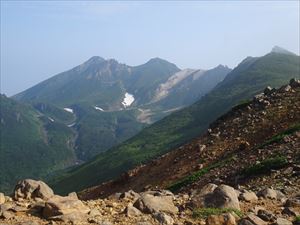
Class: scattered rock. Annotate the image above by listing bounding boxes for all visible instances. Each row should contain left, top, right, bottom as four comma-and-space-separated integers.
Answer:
282, 207, 298, 216
1, 210, 14, 219
290, 78, 300, 88
246, 213, 268, 225
239, 191, 258, 202
205, 184, 240, 210
125, 203, 142, 217
0, 193, 5, 204
134, 191, 178, 214
14, 179, 54, 201
257, 188, 276, 199
206, 213, 237, 225
275, 218, 293, 225
120, 190, 141, 202
88, 208, 101, 217
257, 209, 276, 222
285, 196, 300, 207
43, 195, 90, 219
238, 219, 255, 225
153, 212, 174, 225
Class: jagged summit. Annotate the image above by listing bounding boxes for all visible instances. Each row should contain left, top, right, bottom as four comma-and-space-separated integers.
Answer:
271, 45, 296, 55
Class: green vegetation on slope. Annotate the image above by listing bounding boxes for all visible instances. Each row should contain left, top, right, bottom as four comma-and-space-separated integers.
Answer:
51, 52, 300, 194
193, 208, 243, 219
0, 95, 76, 193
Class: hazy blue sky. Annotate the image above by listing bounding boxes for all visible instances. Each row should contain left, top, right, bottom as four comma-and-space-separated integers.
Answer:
1, 1, 299, 96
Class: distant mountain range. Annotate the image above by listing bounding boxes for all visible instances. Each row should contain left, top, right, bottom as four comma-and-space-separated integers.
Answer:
49, 48, 300, 194
1, 55, 230, 193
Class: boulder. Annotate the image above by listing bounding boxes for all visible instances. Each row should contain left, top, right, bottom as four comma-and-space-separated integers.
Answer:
205, 185, 240, 210
14, 179, 54, 201
125, 203, 142, 217
0, 193, 5, 204
120, 190, 141, 202
239, 191, 258, 202
190, 183, 218, 207
153, 212, 174, 225
257, 209, 276, 222
275, 218, 293, 225
257, 188, 276, 199
206, 213, 237, 225
246, 213, 268, 225
238, 219, 255, 225
285, 196, 300, 207
134, 191, 178, 214
43, 195, 90, 219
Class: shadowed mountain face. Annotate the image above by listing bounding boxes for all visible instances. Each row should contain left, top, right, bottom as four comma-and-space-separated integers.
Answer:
1, 56, 230, 193
50, 51, 300, 195
0, 95, 76, 193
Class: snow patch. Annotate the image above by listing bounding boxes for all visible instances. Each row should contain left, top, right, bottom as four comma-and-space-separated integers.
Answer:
94, 106, 104, 111
122, 92, 134, 107
64, 108, 74, 114
67, 122, 76, 127
48, 117, 54, 122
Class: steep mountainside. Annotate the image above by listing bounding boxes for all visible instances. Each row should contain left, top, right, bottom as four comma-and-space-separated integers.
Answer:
79, 79, 300, 199
51, 51, 300, 194
0, 95, 76, 193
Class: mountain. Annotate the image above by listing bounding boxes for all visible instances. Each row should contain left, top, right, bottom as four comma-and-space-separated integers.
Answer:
0, 95, 76, 193
50, 51, 300, 194
12, 57, 230, 160
1, 81, 299, 225
0, 56, 229, 192
271, 45, 297, 55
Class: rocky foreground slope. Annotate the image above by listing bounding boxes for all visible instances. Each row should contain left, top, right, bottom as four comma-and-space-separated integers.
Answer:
1, 79, 300, 225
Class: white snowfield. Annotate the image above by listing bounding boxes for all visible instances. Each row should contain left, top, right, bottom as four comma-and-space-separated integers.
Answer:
94, 106, 104, 111
122, 92, 134, 107
63, 107, 74, 113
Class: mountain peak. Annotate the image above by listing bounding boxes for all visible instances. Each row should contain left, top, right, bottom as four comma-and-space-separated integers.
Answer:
85, 56, 105, 65
146, 57, 170, 64
271, 46, 296, 55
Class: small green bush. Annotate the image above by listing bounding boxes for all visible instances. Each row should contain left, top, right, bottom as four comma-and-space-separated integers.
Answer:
241, 156, 287, 177
193, 207, 243, 219
295, 215, 300, 222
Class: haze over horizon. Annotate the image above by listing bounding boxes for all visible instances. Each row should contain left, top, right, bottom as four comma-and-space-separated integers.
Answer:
1, 1, 299, 96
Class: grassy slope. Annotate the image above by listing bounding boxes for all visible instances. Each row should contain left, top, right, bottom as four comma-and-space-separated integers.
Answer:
0, 95, 76, 193
51, 52, 300, 194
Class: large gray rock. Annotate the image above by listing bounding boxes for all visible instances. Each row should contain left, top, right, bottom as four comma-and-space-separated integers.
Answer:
153, 212, 174, 225
43, 195, 90, 219
14, 179, 54, 200
239, 191, 258, 203
257, 188, 285, 201
205, 185, 240, 210
133, 190, 178, 214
